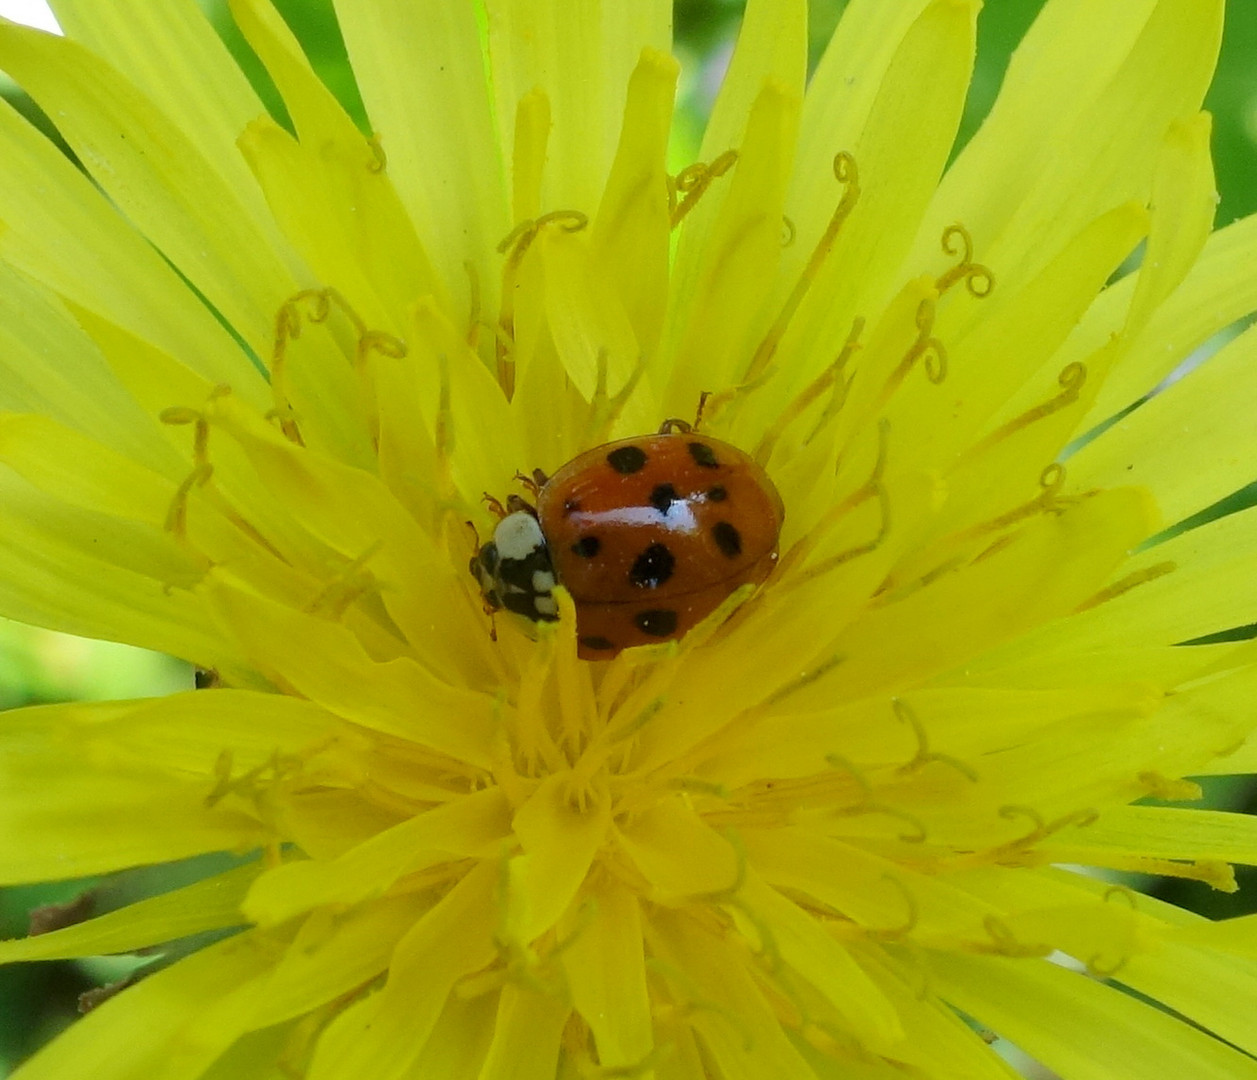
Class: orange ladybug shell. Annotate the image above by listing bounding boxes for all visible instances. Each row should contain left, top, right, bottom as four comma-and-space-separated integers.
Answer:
536, 433, 785, 657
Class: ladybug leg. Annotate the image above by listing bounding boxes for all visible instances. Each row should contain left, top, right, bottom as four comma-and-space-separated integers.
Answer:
505, 493, 538, 518
658, 392, 712, 434
481, 492, 509, 519
513, 468, 549, 496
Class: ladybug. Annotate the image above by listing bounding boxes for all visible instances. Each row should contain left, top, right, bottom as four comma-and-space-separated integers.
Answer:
471, 421, 784, 659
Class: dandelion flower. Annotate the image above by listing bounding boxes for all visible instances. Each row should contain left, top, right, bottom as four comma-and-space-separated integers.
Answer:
5, 0, 1257, 1077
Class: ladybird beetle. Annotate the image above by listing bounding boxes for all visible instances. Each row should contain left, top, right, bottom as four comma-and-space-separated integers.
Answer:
471, 423, 784, 659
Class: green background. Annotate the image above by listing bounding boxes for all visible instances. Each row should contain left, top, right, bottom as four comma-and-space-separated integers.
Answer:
1, 0, 1255, 1074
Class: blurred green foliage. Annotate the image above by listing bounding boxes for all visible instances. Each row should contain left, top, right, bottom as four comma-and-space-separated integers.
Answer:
0, 0, 1255, 1075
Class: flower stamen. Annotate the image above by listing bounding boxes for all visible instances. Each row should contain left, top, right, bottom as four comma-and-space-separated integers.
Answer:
978, 915, 1051, 958
743, 152, 861, 383
753, 317, 864, 466
992, 804, 1100, 861
935, 223, 994, 298
866, 874, 920, 941
881, 297, 948, 404
583, 348, 650, 447
305, 541, 384, 619
669, 149, 739, 228
495, 210, 589, 397
965, 362, 1088, 460
892, 699, 979, 782
1074, 560, 1177, 613
1136, 772, 1201, 801
464, 260, 482, 349
776, 419, 891, 588
159, 393, 228, 539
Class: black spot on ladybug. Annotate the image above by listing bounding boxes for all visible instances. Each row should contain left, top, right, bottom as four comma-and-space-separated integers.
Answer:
607, 445, 648, 474
635, 608, 679, 637
688, 441, 719, 468
580, 635, 616, 652
563, 497, 582, 515
712, 521, 742, 558
629, 543, 675, 589
649, 483, 677, 514
571, 535, 601, 558
707, 485, 728, 502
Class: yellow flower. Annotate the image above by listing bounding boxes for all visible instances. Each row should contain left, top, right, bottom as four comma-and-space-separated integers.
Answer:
4, 0, 1257, 1077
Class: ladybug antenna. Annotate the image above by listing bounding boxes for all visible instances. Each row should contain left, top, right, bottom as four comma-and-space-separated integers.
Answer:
695, 390, 712, 430
656, 417, 692, 435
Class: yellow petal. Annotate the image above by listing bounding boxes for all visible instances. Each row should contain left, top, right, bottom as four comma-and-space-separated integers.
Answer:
1124, 111, 1218, 334
1066, 320, 1257, 525
617, 797, 739, 899
50, 0, 288, 248
538, 225, 639, 401
1114, 938, 1257, 1058
1046, 804, 1257, 868
0, 690, 344, 883
0, 863, 258, 963
0, 470, 236, 670
231, 0, 444, 325
0, 264, 177, 471
486, 0, 669, 215
590, 48, 678, 383
666, 79, 800, 406
307, 861, 499, 1080
0, 22, 304, 366
813, 487, 1155, 707
929, 950, 1257, 1080
560, 879, 653, 1069
779, 0, 979, 393
333, 0, 509, 331
917, 0, 1221, 296
191, 894, 432, 1041
645, 905, 818, 1079
1076, 212, 1257, 429
7, 932, 279, 1080
506, 771, 611, 942
1036, 505, 1257, 650
735, 872, 904, 1049
742, 827, 997, 948
890, 201, 1147, 486
698, 0, 805, 162
242, 787, 512, 926
0, 96, 262, 397
206, 578, 498, 763
478, 983, 570, 1080
787, 0, 935, 275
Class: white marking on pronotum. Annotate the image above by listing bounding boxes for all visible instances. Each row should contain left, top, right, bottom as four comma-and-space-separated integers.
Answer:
495, 512, 546, 559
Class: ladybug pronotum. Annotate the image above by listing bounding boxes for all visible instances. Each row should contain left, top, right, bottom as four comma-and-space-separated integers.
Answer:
471, 425, 785, 659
